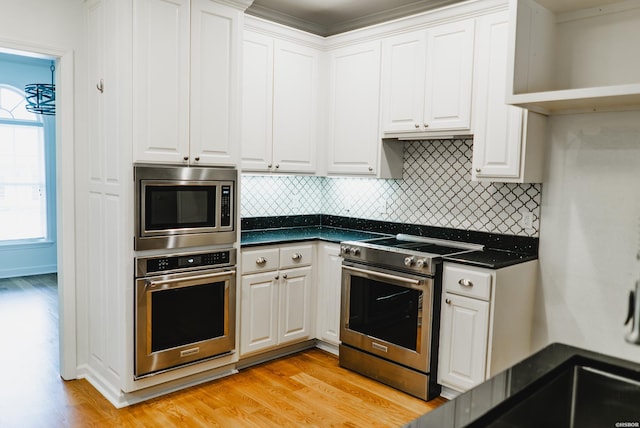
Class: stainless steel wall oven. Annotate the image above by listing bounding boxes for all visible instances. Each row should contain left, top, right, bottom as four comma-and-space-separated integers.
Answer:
339, 235, 481, 400
134, 248, 236, 378
134, 164, 236, 251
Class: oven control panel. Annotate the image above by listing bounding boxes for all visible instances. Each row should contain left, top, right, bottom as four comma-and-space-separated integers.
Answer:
136, 248, 236, 277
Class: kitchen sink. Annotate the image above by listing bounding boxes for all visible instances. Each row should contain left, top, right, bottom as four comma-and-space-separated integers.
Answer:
470, 356, 640, 427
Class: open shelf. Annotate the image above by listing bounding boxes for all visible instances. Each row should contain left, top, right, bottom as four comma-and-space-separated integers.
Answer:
507, 0, 640, 114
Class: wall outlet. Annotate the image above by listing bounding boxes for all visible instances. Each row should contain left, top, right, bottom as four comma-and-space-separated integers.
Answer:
521, 211, 534, 229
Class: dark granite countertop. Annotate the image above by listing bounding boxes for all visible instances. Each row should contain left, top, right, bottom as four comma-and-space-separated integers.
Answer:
241, 226, 389, 247
406, 343, 640, 427
240, 215, 538, 269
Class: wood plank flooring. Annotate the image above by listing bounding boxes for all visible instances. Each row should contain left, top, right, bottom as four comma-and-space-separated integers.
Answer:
0, 274, 445, 427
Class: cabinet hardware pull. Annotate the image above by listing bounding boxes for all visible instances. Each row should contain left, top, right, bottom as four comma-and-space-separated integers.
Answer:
255, 257, 267, 265
475, 168, 481, 173
282, 274, 288, 279
194, 156, 200, 161
291, 253, 302, 261
445, 298, 451, 304
183, 156, 189, 161
267, 164, 272, 168
96, 79, 104, 93
275, 164, 280, 168
424, 123, 429, 128
414, 123, 420, 128
368, 166, 373, 171
275, 275, 279, 280
458, 279, 474, 287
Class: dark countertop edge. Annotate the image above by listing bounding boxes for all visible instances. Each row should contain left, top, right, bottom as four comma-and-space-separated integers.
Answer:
406, 342, 640, 427
241, 216, 538, 269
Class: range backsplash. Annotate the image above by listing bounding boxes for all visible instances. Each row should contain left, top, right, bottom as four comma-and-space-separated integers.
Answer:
241, 139, 542, 237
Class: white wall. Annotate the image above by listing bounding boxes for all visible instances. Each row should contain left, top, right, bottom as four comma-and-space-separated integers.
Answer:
535, 111, 640, 363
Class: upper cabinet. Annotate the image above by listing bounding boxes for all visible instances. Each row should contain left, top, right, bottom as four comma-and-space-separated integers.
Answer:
507, 0, 640, 114
326, 41, 401, 178
381, 19, 475, 139
133, 0, 247, 166
472, 10, 547, 183
241, 28, 320, 174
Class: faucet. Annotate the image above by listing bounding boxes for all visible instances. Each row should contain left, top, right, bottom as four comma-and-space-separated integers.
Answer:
625, 281, 640, 345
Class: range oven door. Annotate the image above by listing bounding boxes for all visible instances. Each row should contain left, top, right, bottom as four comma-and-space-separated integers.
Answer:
135, 267, 236, 378
340, 261, 435, 373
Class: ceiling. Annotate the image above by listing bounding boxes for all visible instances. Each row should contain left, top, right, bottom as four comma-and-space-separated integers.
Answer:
245, 0, 466, 37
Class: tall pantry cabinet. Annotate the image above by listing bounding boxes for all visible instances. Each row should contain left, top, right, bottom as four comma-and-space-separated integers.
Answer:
83, 0, 251, 406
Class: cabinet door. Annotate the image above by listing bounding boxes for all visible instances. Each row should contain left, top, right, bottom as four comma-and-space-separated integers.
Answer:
327, 41, 381, 175
438, 293, 489, 392
133, 0, 190, 164
272, 40, 319, 173
472, 11, 546, 183
381, 30, 427, 133
316, 243, 342, 345
279, 266, 313, 345
241, 30, 273, 172
240, 271, 279, 355
190, 0, 241, 166
423, 19, 475, 131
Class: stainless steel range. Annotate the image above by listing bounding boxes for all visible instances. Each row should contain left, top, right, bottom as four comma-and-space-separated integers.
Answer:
339, 234, 482, 400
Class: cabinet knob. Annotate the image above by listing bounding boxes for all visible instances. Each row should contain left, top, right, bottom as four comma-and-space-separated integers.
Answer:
255, 257, 267, 265
96, 79, 104, 93
445, 298, 451, 305
291, 253, 302, 261
275, 274, 279, 280
282, 273, 288, 279
183, 156, 189, 161
414, 123, 420, 128
424, 123, 429, 128
458, 279, 474, 287
475, 168, 481, 173
275, 164, 280, 169
368, 166, 373, 171
194, 156, 200, 162
267, 164, 273, 169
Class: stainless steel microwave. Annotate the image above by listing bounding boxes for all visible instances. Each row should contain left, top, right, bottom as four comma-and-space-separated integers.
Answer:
134, 164, 237, 251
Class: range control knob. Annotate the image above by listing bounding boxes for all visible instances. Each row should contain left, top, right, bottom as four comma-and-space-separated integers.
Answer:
416, 259, 428, 269
404, 256, 415, 267
351, 247, 361, 256
340, 245, 349, 254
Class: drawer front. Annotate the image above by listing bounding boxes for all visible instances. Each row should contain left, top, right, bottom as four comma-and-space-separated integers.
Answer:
443, 263, 492, 301
241, 247, 280, 274
279, 244, 313, 269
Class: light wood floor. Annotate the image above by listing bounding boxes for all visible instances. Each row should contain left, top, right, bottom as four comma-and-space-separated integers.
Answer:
0, 274, 445, 427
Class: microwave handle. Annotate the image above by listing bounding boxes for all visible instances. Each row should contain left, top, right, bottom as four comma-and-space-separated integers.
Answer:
342, 265, 421, 286
146, 270, 236, 288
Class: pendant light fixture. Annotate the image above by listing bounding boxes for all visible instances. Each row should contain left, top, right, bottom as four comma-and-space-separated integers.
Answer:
25, 62, 56, 115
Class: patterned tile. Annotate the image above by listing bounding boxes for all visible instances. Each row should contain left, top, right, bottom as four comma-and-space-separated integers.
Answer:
240, 139, 542, 237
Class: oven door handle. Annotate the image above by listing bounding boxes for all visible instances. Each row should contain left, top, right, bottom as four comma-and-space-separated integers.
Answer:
342, 265, 421, 285
146, 270, 236, 288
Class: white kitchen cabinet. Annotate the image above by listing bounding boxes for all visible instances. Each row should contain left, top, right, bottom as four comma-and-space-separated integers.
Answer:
472, 10, 547, 183
241, 30, 320, 174
240, 244, 314, 356
315, 242, 342, 349
326, 42, 381, 176
133, 0, 244, 166
438, 261, 537, 394
381, 19, 475, 138
506, 0, 640, 114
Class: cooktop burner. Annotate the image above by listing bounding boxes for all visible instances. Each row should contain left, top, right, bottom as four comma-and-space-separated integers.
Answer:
340, 234, 484, 275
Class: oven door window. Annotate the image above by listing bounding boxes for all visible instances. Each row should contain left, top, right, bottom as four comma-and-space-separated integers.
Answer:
144, 184, 216, 232
348, 276, 420, 351
150, 281, 225, 352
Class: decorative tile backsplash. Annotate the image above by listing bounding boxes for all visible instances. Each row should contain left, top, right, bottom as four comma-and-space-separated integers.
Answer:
241, 139, 542, 237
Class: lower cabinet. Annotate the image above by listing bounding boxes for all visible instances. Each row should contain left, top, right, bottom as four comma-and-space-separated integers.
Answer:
315, 242, 342, 347
240, 243, 314, 356
438, 260, 537, 394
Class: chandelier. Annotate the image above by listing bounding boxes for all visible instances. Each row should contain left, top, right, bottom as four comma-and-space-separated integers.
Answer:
25, 62, 56, 115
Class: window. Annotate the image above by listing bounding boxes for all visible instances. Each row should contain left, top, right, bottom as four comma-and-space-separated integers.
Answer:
0, 85, 48, 242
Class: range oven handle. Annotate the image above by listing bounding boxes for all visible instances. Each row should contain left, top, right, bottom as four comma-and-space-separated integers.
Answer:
342, 265, 421, 285
146, 270, 236, 288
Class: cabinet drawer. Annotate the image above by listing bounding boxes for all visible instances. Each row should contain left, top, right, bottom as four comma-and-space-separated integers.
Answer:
443, 264, 492, 301
241, 247, 280, 274
279, 244, 313, 269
